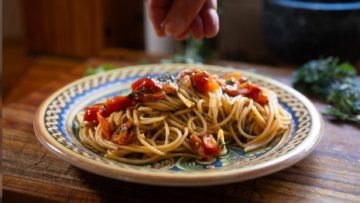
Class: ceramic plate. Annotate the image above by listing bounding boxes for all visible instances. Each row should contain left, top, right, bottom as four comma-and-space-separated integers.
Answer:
34, 64, 323, 186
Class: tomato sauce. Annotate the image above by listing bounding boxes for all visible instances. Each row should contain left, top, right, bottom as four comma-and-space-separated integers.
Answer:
113, 120, 135, 145
190, 72, 219, 94
83, 96, 135, 125
223, 73, 268, 105
83, 104, 107, 125
189, 134, 220, 160
131, 78, 162, 93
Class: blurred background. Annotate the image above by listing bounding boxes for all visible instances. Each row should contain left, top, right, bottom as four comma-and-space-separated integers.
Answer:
3, 0, 360, 104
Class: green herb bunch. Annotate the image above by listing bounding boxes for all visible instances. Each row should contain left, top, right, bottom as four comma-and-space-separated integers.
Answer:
293, 57, 360, 125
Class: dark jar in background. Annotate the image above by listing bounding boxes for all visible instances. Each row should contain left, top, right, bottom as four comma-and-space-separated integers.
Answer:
263, 0, 360, 64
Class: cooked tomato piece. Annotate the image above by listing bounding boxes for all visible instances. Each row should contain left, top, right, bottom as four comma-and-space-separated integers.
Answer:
131, 78, 165, 102
223, 73, 250, 96
225, 72, 241, 80
178, 69, 219, 93
191, 72, 219, 93
224, 82, 252, 96
246, 86, 269, 105
256, 94, 269, 105
247, 85, 261, 99
224, 73, 247, 84
105, 96, 135, 115
113, 120, 136, 145
189, 134, 209, 159
130, 91, 165, 102
161, 82, 178, 94
178, 68, 202, 79
84, 96, 135, 126
83, 104, 107, 125
223, 81, 269, 105
223, 87, 238, 97
202, 134, 220, 155
237, 82, 253, 95
131, 78, 162, 93
97, 112, 112, 139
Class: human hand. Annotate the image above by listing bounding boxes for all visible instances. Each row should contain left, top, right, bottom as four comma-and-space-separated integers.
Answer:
148, 0, 219, 40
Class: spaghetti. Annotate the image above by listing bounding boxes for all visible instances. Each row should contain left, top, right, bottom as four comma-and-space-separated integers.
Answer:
77, 68, 291, 164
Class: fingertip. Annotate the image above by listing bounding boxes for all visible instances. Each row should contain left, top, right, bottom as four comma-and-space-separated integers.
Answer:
192, 35, 203, 41
164, 23, 177, 37
175, 30, 190, 41
192, 33, 204, 41
152, 21, 165, 37
156, 31, 166, 37
191, 16, 205, 40
175, 34, 188, 41
163, 0, 207, 38
201, 8, 219, 38
148, 0, 171, 37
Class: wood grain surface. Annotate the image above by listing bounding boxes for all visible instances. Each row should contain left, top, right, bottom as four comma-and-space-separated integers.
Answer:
3, 58, 360, 203
22, 0, 103, 57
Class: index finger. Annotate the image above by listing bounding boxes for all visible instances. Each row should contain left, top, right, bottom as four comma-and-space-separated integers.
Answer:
162, 0, 207, 37
149, 0, 172, 36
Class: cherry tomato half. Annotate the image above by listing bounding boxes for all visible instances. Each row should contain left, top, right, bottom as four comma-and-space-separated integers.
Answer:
191, 72, 219, 94
131, 78, 162, 93
105, 96, 135, 115
113, 120, 135, 145
97, 111, 112, 139
83, 104, 106, 125
203, 134, 220, 155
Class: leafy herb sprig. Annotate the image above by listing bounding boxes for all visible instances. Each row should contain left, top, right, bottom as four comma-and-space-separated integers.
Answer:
293, 57, 360, 125
161, 37, 219, 65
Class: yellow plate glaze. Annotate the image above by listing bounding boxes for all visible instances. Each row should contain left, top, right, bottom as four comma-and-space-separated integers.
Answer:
34, 64, 323, 186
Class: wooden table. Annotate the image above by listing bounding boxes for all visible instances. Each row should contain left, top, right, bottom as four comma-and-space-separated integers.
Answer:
3, 57, 360, 203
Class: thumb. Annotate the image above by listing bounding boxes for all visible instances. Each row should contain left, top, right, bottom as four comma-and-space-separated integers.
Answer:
162, 0, 207, 37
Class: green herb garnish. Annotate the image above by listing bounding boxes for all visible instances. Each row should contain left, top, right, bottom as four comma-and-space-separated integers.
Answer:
157, 73, 175, 83
293, 57, 360, 125
161, 38, 203, 64
218, 139, 225, 148
161, 37, 219, 65
226, 79, 235, 85
84, 64, 117, 76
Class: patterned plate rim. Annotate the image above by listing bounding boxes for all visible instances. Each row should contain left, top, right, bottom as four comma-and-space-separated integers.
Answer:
34, 64, 324, 186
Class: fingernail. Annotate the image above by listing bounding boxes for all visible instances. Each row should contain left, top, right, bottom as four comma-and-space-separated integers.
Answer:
164, 25, 172, 36
160, 21, 166, 29
156, 31, 165, 37
160, 20, 171, 36
176, 32, 188, 41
